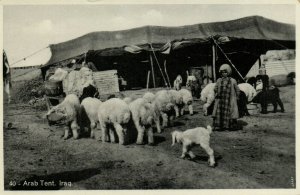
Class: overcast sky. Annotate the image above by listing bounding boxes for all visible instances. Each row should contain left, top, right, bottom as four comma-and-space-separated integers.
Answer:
3, 4, 296, 67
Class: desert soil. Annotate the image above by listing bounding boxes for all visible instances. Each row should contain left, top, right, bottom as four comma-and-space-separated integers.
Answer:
3, 86, 295, 190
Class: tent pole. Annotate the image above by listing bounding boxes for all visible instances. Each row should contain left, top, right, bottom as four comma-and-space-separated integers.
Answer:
212, 43, 216, 82
146, 70, 150, 89
164, 59, 171, 88
149, 53, 156, 88
258, 55, 262, 68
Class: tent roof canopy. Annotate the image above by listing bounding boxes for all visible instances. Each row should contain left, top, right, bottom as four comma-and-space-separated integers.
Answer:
44, 15, 295, 67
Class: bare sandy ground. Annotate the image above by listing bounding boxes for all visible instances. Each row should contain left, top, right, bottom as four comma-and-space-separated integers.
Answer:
3, 86, 295, 190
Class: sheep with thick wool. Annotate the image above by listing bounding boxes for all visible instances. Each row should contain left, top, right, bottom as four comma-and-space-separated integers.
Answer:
168, 89, 184, 117
129, 98, 160, 145
81, 97, 102, 139
178, 89, 194, 115
46, 94, 81, 140
143, 92, 155, 103
171, 125, 215, 167
97, 98, 131, 145
238, 83, 257, 102
143, 91, 162, 132
200, 83, 216, 116
123, 97, 134, 104
201, 82, 253, 117
153, 90, 175, 132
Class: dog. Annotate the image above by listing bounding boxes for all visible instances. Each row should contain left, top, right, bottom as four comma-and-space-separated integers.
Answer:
252, 86, 285, 114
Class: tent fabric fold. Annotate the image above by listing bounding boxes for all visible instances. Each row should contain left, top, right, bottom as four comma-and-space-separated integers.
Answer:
43, 16, 295, 67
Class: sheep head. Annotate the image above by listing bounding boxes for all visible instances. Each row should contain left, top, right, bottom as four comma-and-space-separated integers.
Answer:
171, 131, 182, 146
46, 105, 68, 123
166, 103, 175, 111
176, 75, 183, 84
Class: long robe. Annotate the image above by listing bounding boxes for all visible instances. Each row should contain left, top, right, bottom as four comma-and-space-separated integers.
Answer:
212, 77, 240, 129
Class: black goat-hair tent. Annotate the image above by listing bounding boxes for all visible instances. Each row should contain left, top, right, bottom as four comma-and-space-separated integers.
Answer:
41, 16, 295, 88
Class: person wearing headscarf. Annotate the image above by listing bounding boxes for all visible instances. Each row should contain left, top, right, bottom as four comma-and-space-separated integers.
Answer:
212, 64, 240, 131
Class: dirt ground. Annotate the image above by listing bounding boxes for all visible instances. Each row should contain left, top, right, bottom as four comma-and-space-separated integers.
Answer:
3, 86, 295, 190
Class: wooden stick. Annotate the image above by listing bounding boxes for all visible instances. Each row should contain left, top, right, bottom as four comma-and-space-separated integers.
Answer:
146, 71, 150, 89
149, 53, 156, 88
164, 60, 171, 88
212, 44, 216, 82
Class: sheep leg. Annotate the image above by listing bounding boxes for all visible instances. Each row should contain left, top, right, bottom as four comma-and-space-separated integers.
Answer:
100, 122, 108, 143
71, 120, 79, 140
200, 142, 215, 167
155, 116, 162, 133
135, 121, 145, 145
63, 125, 70, 140
179, 104, 185, 116
203, 103, 209, 116
180, 144, 189, 158
90, 120, 96, 138
93, 125, 102, 141
147, 127, 154, 145
188, 151, 196, 159
109, 126, 116, 143
174, 105, 180, 117
161, 112, 168, 128
180, 106, 185, 116
114, 123, 125, 145
169, 115, 175, 127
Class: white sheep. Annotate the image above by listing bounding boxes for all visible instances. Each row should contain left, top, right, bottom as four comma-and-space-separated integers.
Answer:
200, 83, 216, 116
123, 97, 134, 104
168, 89, 184, 117
49, 68, 68, 81
46, 94, 81, 140
173, 75, 183, 90
129, 98, 159, 145
238, 83, 257, 102
81, 97, 102, 139
97, 98, 131, 145
178, 89, 194, 115
153, 90, 175, 131
143, 92, 155, 103
171, 125, 215, 167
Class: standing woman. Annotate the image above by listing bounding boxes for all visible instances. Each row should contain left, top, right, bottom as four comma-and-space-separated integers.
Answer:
212, 64, 240, 131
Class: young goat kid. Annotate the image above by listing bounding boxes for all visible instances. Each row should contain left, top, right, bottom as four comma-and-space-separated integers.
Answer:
171, 125, 215, 167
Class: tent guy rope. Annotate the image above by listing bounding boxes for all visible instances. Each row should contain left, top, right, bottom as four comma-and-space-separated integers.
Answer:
149, 43, 170, 88
10, 46, 49, 66
212, 37, 245, 82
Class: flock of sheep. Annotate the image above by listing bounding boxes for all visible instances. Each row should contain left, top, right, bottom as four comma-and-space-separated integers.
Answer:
46, 88, 194, 143
45, 75, 260, 167
45, 88, 218, 165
